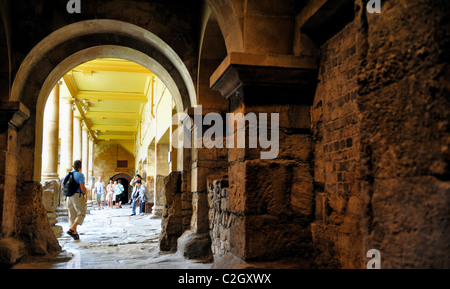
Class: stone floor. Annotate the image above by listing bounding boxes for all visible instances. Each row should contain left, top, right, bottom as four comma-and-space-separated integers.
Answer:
13, 203, 212, 269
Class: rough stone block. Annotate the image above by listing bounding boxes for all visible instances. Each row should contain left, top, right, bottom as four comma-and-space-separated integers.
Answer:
177, 230, 212, 261
159, 172, 183, 252
244, 214, 313, 261
291, 164, 314, 216
0, 238, 25, 267
363, 177, 450, 268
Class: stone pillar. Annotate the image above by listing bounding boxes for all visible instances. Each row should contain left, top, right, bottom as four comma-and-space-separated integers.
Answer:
41, 83, 64, 236
159, 171, 182, 252
81, 124, 89, 183
177, 106, 228, 260
189, 107, 228, 235
157, 143, 170, 175
41, 83, 60, 181
88, 136, 94, 184
210, 53, 317, 262
146, 145, 155, 201
170, 107, 179, 173
59, 98, 73, 178
147, 145, 157, 215
41, 180, 63, 238
73, 116, 82, 162
152, 143, 170, 216
0, 101, 30, 240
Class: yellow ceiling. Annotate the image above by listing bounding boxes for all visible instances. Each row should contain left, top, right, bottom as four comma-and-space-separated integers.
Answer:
61, 58, 155, 154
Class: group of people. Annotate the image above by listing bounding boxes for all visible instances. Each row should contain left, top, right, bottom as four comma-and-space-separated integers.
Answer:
94, 175, 150, 214
94, 177, 125, 210
62, 159, 152, 241
129, 174, 151, 216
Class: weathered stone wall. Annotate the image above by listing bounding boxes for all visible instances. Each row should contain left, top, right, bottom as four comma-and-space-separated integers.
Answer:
15, 181, 60, 256
41, 179, 62, 237
310, 21, 363, 268
208, 179, 230, 260
93, 143, 135, 181
159, 171, 182, 252
145, 176, 154, 201
154, 175, 166, 215
357, 0, 450, 268
181, 191, 192, 233
309, 0, 450, 269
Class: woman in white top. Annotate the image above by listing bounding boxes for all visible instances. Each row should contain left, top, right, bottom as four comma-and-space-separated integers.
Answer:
106, 179, 115, 209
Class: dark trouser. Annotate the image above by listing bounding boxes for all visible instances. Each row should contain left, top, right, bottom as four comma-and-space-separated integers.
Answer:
139, 200, 146, 214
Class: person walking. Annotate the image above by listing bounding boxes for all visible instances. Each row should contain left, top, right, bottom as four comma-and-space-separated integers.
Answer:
62, 160, 87, 241
94, 176, 106, 210
115, 179, 125, 209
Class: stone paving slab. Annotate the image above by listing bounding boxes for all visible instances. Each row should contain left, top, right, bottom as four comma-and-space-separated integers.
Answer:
13, 204, 212, 269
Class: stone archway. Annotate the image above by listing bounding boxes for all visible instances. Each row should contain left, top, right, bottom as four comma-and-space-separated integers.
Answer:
205, 0, 244, 53
9, 19, 197, 182
111, 173, 132, 202
3, 19, 197, 261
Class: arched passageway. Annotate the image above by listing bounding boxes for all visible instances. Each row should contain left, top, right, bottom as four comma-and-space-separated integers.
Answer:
2, 0, 448, 270
3, 19, 198, 263
11, 19, 196, 182
111, 174, 131, 204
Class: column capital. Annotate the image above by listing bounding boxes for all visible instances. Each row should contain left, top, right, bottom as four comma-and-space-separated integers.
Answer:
62, 96, 74, 105
81, 119, 88, 130
0, 101, 31, 132
210, 52, 318, 109
88, 131, 96, 141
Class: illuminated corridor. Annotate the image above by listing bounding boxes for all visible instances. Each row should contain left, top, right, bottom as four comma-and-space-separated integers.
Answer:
13, 205, 210, 269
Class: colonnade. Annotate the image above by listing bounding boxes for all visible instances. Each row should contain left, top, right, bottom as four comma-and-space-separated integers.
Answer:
41, 82, 95, 185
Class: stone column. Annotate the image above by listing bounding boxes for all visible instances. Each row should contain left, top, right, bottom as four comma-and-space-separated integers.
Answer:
189, 107, 227, 235
41, 83, 60, 181
0, 101, 30, 242
88, 136, 94, 184
159, 171, 182, 252
81, 124, 89, 183
40, 83, 63, 238
153, 143, 169, 216
210, 53, 317, 262
73, 116, 82, 162
59, 98, 73, 178
157, 143, 170, 175
170, 107, 179, 172
177, 106, 228, 259
146, 144, 155, 203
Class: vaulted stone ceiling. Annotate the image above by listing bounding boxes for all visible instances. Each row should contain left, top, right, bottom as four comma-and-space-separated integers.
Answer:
60, 58, 155, 154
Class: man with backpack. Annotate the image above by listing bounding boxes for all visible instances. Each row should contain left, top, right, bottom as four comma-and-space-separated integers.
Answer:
61, 160, 87, 240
